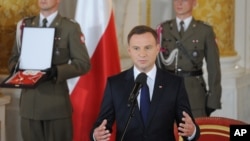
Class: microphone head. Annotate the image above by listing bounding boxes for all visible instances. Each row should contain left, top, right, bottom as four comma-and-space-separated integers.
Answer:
135, 72, 147, 85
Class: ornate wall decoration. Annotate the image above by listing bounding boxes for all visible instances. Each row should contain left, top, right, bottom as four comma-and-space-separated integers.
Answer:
193, 0, 236, 56
0, 0, 39, 74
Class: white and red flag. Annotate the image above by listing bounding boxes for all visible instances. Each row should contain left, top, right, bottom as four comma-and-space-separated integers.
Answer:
68, 0, 120, 140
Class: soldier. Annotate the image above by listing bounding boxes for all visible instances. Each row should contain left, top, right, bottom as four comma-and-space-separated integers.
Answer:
8, 0, 91, 141
156, 0, 221, 117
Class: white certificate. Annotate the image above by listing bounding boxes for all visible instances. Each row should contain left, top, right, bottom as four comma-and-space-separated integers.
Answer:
19, 27, 55, 70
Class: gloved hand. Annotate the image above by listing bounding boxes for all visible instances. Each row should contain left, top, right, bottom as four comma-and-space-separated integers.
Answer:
205, 107, 215, 116
43, 66, 57, 80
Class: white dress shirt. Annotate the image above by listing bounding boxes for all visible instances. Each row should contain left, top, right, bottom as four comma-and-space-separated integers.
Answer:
133, 65, 156, 108
40, 11, 58, 27
176, 16, 192, 32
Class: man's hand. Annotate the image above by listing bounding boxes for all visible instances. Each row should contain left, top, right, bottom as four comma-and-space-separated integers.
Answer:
178, 111, 196, 137
93, 119, 111, 141
43, 66, 57, 80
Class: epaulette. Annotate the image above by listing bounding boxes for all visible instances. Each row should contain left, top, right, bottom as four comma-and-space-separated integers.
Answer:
162, 19, 173, 25
20, 16, 36, 25
62, 17, 77, 23
23, 16, 36, 21
70, 18, 77, 23
161, 19, 175, 29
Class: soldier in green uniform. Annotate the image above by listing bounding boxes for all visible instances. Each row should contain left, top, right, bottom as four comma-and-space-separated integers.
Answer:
8, 0, 91, 141
156, 0, 221, 117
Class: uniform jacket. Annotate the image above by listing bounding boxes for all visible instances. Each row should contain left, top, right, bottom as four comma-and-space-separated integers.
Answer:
157, 18, 221, 117
8, 14, 91, 120
91, 67, 200, 141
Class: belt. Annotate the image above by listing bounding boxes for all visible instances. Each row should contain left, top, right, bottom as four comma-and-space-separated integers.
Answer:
167, 69, 203, 77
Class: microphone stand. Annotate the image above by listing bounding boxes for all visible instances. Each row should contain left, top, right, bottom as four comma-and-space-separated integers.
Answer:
120, 91, 139, 141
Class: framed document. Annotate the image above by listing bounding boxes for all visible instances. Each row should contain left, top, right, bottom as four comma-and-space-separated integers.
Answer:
0, 27, 55, 88
20, 27, 55, 70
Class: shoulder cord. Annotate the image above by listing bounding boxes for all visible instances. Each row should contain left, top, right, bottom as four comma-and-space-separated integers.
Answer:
16, 19, 26, 53
156, 24, 179, 68
12, 19, 26, 74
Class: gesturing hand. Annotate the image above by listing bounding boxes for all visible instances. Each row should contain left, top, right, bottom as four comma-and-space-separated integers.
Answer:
178, 111, 196, 137
93, 119, 111, 141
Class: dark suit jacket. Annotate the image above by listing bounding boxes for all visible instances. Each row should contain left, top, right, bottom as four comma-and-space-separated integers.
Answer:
157, 18, 221, 117
91, 67, 200, 141
8, 14, 91, 120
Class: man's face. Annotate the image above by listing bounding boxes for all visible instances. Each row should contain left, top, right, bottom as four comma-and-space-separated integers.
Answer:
127, 32, 160, 73
173, 0, 196, 19
38, 0, 59, 12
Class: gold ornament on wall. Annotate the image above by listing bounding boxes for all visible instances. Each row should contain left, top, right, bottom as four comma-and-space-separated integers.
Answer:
193, 0, 236, 57
0, 0, 39, 74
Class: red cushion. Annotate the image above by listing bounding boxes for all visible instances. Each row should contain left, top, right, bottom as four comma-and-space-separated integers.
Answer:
174, 116, 246, 141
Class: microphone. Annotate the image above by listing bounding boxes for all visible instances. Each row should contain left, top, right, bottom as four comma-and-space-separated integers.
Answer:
128, 72, 147, 107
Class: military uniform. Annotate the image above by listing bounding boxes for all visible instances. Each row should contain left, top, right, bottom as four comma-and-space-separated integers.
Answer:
8, 14, 91, 141
156, 18, 221, 117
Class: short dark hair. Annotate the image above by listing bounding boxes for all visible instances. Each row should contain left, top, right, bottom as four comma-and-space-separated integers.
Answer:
127, 25, 158, 44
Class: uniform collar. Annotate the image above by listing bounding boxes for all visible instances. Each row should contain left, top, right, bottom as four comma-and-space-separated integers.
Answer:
40, 11, 58, 27
176, 16, 193, 31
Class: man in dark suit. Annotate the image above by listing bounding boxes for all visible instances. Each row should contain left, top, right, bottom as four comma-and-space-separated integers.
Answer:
91, 25, 200, 141
156, 0, 221, 117
8, 0, 91, 141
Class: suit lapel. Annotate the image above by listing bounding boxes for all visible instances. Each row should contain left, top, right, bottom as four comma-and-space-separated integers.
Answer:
124, 68, 145, 129
146, 69, 166, 127
125, 68, 168, 128
168, 19, 198, 42
30, 16, 40, 27
168, 19, 180, 40
50, 14, 61, 28
181, 19, 197, 41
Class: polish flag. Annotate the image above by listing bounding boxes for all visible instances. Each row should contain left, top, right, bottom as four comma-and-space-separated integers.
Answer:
68, 0, 120, 141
